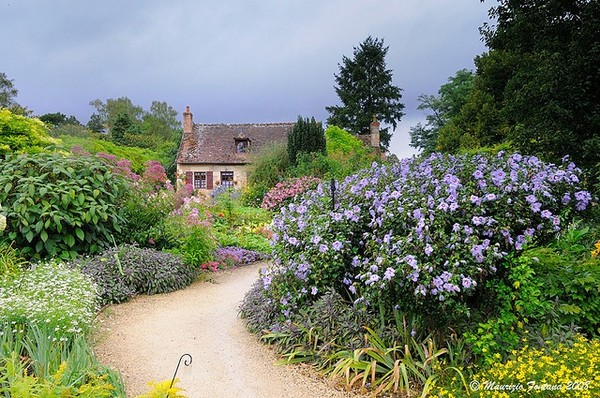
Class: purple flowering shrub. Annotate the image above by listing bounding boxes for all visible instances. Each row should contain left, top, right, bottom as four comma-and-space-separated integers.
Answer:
261, 176, 321, 211
261, 152, 592, 327
215, 246, 269, 267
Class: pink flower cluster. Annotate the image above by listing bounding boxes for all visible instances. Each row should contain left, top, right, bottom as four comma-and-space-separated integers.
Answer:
261, 176, 321, 211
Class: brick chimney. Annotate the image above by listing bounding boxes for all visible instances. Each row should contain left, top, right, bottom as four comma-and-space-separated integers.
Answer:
183, 106, 193, 135
370, 115, 380, 148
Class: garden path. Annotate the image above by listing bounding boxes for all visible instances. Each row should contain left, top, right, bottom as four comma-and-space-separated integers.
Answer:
94, 262, 359, 398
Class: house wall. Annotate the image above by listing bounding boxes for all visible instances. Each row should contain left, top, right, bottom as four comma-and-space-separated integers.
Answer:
177, 163, 250, 191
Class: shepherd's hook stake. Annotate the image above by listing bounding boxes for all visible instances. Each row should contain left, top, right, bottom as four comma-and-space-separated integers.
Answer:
166, 353, 192, 397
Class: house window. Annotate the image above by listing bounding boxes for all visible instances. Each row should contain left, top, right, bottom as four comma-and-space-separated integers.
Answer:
221, 171, 234, 187
194, 172, 207, 189
235, 139, 250, 153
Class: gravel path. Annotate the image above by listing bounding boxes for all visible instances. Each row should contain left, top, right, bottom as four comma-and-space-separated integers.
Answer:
94, 263, 360, 398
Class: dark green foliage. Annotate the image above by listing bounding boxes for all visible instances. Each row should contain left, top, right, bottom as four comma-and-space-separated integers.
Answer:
410, 69, 476, 153
86, 113, 104, 133
287, 116, 326, 166
0, 153, 129, 259
118, 189, 177, 249
110, 112, 131, 145
446, 0, 600, 172
74, 244, 198, 306
326, 36, 405, 149
0, 72, 18, 108
527, 227, 600, 336
38, 112, 80, 127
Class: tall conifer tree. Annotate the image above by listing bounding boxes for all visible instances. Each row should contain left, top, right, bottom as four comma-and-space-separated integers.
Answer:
326, 36, 405, 149
287, 116, 326, 166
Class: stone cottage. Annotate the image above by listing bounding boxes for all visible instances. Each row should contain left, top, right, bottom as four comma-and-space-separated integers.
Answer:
176, 106, 293, 191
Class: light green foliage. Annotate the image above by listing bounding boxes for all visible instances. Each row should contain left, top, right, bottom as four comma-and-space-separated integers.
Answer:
326, 36, 405, 149
0, 260, 98, 339
243, 141, 290, 206
0, 153, 129, 259
464, 253, 551, 366
324, 125, 377, 177
135, 379, 188, 398
287, 116, 326, 166
180, 227, 216, 269
59, 134, 171, 174
0, 109, 58, 155
325, 327, 447, 397
0, 242, 26, 277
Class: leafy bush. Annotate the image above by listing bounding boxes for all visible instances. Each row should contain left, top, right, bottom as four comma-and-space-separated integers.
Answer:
464, 253, 552, 365
74, 244, 197, 306
0, 153, 129, 259
527, 226, 600, 336
0, 260, 98, 339
59, 134, 170, 174
179, 227, 216, 269
261, 152, 591, 334
0, 109, 58, 155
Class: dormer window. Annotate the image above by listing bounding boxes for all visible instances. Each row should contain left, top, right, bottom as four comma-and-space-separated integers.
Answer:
235, 139, 250, 153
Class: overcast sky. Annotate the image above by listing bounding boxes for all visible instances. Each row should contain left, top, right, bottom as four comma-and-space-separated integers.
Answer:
1, 0, 491, 158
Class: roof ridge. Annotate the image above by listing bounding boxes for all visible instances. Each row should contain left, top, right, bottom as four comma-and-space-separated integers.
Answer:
196, 122, 294, 127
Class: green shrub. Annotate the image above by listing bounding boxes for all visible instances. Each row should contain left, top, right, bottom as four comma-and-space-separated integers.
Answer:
464, 252, 552, 365
58, 134, 169, 174
0, 260, 98, 340
180, 227, 216, 269
0, 109, 58, 155
74, 244, 198, 305
0, 153, 129, 259
528, 226, 600, 336
119, 188, 177, 249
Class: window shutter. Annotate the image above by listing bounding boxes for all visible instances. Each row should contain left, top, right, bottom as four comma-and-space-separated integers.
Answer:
206, 171, 213, 189
185, 171, 193, 186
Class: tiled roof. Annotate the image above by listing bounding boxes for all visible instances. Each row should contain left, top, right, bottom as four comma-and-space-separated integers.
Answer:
177, 122, 293, 164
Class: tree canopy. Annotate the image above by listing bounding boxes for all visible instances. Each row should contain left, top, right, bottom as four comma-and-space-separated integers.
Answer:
326, 36, 405, 149
440, 0, 600, 171
410, 69, 475, 153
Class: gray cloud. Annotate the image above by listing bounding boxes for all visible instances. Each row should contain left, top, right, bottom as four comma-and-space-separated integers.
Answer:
1, 0, 490, 158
